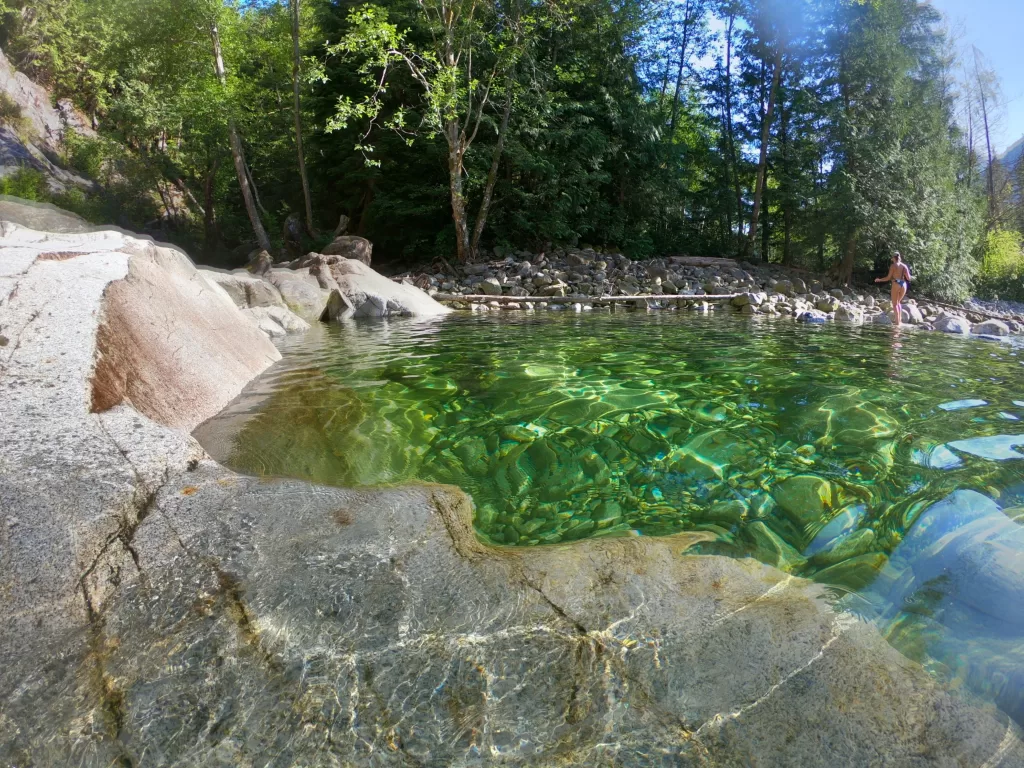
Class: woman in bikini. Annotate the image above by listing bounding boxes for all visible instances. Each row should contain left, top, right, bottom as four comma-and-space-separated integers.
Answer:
875, 251, 911, 326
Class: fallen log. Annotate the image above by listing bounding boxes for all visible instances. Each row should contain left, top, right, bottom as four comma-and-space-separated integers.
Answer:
666, 256, 740, 268
432, 292, 743, 305
927, 299, 1024, 324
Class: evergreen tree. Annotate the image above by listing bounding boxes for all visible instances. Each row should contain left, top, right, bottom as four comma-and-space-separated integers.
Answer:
0, 0, 991, 298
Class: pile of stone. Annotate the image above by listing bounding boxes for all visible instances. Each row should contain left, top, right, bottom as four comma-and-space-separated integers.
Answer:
394, 246, 1024, 337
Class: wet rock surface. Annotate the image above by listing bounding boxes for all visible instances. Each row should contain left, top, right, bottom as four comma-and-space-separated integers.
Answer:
4, 214, 1024, 765
11, 476, 1024, 768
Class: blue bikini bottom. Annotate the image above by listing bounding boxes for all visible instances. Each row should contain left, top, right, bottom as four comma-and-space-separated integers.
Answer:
894, 280, 907, 289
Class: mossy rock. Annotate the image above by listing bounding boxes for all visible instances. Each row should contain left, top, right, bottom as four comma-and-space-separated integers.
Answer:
773, 475, 834, 529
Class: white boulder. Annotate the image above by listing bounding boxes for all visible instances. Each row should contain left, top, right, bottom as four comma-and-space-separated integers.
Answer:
200, 268, 287, 309
972, 319, 1010, 336
328, 257, 451, 317
934, 314, 971, 335
243, 305, 311, 337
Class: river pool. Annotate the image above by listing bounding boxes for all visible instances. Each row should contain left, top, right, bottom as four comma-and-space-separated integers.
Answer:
195, 313, 1024, 724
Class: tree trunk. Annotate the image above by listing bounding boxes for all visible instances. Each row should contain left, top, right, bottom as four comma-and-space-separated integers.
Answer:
780, 101, 793, 265
211, 21, 272, 254
659, 49, 672, 110
974, 48, 996, 225
761, 190, 770, 262
783, 203, 793, 265
980, 89, 995, 224
446, 121, 472, 262
355, 178, 375, 236
833, 230, 858, 286
244, 160, 270, 218
470, 92, 513, 259
169, 175, 205, 218
290, 0, 315, 235
668, 0, 692, 136
723, 15, 742, 248
156, 182, 175, 224
203, 158, 219, 257
966, 93, 975, 190
745, 47, 783, 259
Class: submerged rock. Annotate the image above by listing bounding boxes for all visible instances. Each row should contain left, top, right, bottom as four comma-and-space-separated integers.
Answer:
814, 552, 889, 590
745, 520, 807, 571
809, 528, 877, 567
805, 504, 868, 557
860, 490, 1024, 722
796, 309, 828, 324
973, 319, 1011, 336
773, 474, 835, 529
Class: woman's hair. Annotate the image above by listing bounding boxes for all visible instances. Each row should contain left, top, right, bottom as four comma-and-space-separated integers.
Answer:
891, 251, 902, 262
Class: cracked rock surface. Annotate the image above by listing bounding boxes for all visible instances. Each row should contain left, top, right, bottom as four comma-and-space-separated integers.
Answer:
2, 207, 1024, 766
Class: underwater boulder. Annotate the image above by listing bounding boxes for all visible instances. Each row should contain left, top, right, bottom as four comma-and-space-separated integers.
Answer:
870, 490, 1024, 628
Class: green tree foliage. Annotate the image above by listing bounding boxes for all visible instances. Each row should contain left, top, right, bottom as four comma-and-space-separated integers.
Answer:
0, 0, 113, 114
982, 229, 1024, 277
0, 0, 1003, 298
976, 229, 1024, 301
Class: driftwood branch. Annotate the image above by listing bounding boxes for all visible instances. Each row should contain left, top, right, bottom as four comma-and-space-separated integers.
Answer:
930, 299, 1024, 323
432, 293, 742, 305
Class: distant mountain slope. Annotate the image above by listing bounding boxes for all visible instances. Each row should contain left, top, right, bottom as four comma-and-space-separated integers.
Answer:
1000, 136, 1024, 171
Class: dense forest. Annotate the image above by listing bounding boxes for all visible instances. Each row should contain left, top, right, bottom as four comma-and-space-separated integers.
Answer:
1, 0, 1022, 300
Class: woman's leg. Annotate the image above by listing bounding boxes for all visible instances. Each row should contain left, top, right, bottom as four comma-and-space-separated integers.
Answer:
892, 283, 907, 325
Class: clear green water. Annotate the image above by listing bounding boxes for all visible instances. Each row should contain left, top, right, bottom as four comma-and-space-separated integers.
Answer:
195, 313, 1024, 720
198, 314, 1024, 554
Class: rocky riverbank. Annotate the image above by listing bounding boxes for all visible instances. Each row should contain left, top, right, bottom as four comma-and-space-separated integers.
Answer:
3, 202, 1024, 765
396, 246, 1024, 338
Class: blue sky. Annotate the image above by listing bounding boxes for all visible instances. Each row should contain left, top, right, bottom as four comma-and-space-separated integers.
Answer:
927, 0, 1024, 155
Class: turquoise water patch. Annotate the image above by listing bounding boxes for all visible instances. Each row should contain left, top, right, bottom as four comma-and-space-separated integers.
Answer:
196, 314, 1024, 557
948, 435, 1024, 461
912, 444, 964, 470
938, 399, 988, 411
